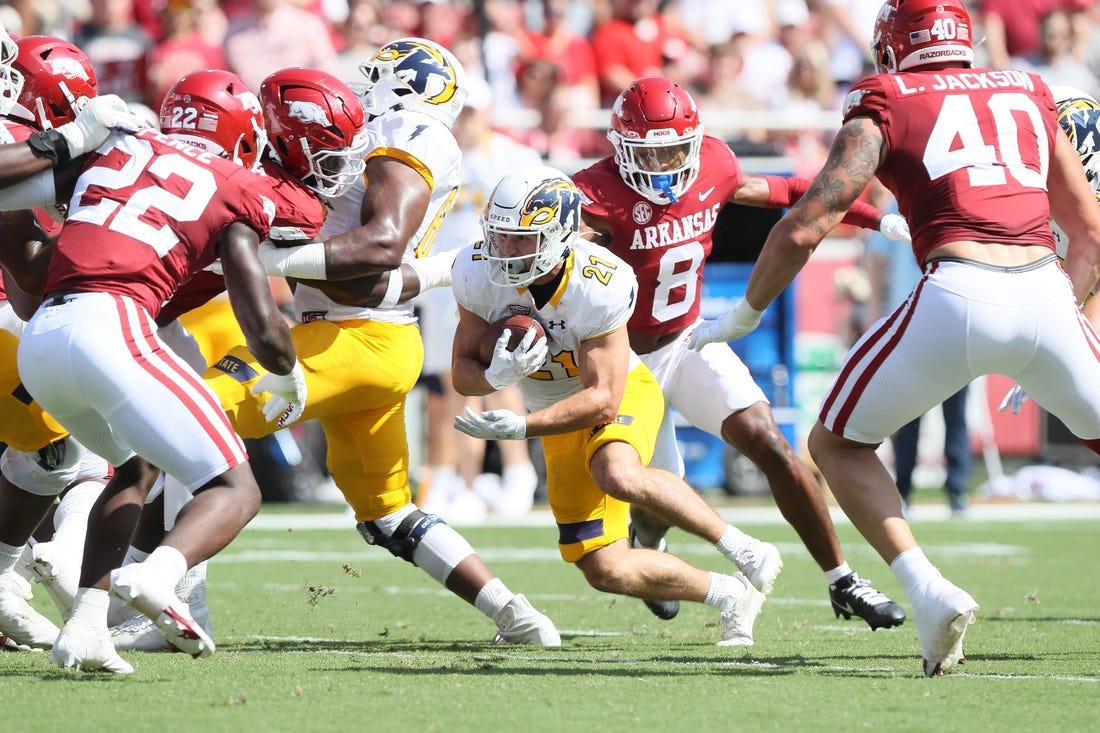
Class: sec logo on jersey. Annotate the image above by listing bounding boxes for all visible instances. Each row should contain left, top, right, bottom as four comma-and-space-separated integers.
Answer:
632, 201, 653, 225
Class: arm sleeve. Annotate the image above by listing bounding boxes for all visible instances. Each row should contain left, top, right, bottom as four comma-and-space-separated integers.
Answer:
0, 170, 56, 211
764, 175, 882, 231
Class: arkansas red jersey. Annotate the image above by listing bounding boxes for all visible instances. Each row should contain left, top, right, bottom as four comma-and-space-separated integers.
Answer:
44, 129, 325, 319
157, 158, 326, 324
845, 68, 1058, 264
574, 135, 744, 336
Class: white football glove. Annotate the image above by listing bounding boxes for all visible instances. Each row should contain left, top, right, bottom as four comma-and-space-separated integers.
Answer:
454, 407, 527, 440
250, 362, 308, 427
997, 383, 1029, 415
57, 94, 140, 158
879, 213, 911, 244
484, 326, 549, 390
687, 299, 764, 351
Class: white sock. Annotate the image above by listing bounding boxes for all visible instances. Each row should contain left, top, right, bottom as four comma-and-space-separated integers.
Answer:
714, 525, 752, 560
0, 540, 22, 575
824, 563, 853, 585
474, 577, 515, 620
52, 480, 102, 547
890, 547, 941, 597
146, 546, 188, 589
122, 546, 150, 567
70, 586, 111, 627
703, 571, 738, 608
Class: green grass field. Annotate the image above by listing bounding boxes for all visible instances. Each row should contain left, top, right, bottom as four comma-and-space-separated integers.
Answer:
4, 504, 1099, 733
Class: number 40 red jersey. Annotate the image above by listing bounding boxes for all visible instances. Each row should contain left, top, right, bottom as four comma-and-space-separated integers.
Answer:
845, 67, 1058, 264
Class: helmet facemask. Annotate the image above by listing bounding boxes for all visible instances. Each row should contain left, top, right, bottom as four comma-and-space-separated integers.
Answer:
482, 218, 572, 288
609, 129, 703, 205
289, 127, 369, 200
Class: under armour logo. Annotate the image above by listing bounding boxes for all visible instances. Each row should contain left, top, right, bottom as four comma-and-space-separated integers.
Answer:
546, 320, 566, 330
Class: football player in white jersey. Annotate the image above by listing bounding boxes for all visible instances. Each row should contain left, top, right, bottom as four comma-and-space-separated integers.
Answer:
451, 165, 783, 646
203, 38, 560, 646
415, 75, 544, 520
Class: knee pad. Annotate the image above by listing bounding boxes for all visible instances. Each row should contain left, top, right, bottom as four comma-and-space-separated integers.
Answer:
1, 439, 82, 496
357, 505, 475, 584
357, 508, 442, 564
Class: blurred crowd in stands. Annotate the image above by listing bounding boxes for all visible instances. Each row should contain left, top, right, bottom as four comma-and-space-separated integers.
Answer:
7, 0, 1100, 176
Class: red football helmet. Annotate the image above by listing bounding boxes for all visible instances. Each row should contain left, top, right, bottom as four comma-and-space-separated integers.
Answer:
607, 76, 703, 205
871, 0, 973, 74
10, 36, 97, 130
260, 67, 368, 199
160, 69, 267, 170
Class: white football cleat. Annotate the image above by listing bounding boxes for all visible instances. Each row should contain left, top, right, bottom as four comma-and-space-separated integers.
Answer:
0, 570, 60, 649
492, 594, 561, 647
111, 562, 212, 652
28, 540, 81, 621
911, 579, 978, 677
51, 621, 133, 674
717, 572, 766, 647
730, 538, 783, 596
109, 562, 214, 659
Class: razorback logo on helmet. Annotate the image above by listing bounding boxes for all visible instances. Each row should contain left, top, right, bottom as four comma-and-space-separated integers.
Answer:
288, 100, 332, 127
375, 39, 459, 106
237, 91, 261, 114
47, 56, 90, 81
520, 179, 582, 229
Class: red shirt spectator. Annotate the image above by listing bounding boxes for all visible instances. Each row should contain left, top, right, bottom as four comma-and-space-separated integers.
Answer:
590, 0, 689, 105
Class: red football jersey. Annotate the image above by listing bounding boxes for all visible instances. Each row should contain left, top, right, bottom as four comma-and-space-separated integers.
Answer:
157, 158, 326, 324
845, 68, 1058, 265
45, 129, 324, 319
574, 135, 744, 336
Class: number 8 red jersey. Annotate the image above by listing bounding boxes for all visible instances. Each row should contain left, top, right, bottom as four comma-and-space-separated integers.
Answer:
44, 127, 324, 318
844, 68, 1059, 265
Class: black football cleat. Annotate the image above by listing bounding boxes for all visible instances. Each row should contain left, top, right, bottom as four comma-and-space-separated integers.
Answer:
829, 572, 906, 630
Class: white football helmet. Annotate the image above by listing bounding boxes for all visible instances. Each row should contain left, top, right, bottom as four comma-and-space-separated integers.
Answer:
1049, 85, 1100, 259
358, 37, 468, 128
481, 165, 583, 287
0, 19, 24, 117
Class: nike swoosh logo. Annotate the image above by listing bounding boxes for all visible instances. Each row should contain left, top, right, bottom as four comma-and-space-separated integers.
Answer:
698, 186, 716, 201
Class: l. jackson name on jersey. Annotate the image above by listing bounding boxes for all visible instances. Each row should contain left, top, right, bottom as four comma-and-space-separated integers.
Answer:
44, 128, 324, 319
844, 68, 1058, 265
573, 136, 743, 336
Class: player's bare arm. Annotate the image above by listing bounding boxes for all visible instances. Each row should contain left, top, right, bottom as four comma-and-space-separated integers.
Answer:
0, 208, 52, 298
580, 210, 613, 246
451, 303, 496, 397
323, 155, 430, 280
744, 117, 883, 310
523, 328, 630, 438
217, 221, 297, 375
1049, 129, 1100, 304
729, 161, 897, 234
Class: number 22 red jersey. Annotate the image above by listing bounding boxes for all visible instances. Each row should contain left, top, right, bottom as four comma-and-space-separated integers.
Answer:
573, 135, 744, 337
844, 67, 1058, 265
43, 128, 321, 319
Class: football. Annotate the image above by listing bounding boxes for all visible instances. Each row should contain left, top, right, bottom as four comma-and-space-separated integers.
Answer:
478, 314, 546, 366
